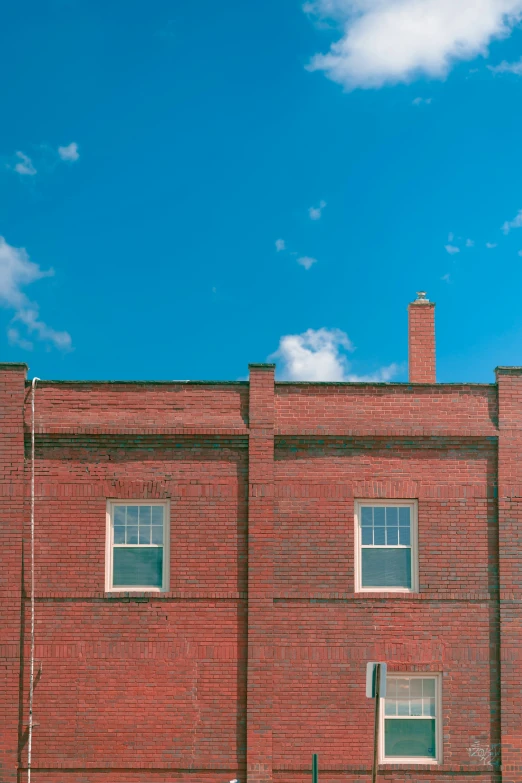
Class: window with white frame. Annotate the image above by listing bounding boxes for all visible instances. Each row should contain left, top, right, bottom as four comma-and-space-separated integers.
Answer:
382, 675, 441, 763
107, 501, 169, 591
355, 501, 418, 591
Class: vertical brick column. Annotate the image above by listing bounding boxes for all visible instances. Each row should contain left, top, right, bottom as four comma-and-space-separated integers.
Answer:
247, 364, 275, 783
497, 366, 522, 783
0, 364, 28, 783
408, 292, 436, 383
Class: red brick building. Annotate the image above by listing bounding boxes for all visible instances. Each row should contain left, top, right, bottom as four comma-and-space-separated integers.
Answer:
1, 293, 521, 783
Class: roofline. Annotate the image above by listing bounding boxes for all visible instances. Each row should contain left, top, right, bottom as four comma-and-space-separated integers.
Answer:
26, 379, 249, 387
25, 379, 495, 388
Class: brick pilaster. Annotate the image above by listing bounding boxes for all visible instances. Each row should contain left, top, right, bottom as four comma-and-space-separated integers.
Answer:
0, 364, 28, 783
247, 364, 275, 783
497, 366, 522, 783
408, 294, 436, 383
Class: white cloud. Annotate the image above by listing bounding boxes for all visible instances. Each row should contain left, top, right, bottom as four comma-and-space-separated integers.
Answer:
489, 57, 522, 73
445, 244, 460, 254
297, 256, 318, 269
58, 142, 79, 162
0, 236, 72, 351
412, 96, 432, 105
14, 151, 37, 176
309, 200, 327, 220
486, 241, 498, 248
465, 238, 475, 247
502, 208, 522, 234
275, 238, 286, 252
305, 0, 522, 89
8, 328, 33, 351
270, 326, 400, 381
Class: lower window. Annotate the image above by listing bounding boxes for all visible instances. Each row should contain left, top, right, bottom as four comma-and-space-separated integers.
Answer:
382, 674, 441, 763
106, 501, 169, 591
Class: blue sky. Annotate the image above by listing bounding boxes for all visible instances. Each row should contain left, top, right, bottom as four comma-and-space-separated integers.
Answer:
2, 0, 522, 383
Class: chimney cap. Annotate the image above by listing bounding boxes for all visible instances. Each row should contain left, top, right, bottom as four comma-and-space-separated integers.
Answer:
414, 291, 430, 303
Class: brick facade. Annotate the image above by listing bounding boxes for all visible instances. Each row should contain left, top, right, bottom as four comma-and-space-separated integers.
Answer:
0, 296, 519, 783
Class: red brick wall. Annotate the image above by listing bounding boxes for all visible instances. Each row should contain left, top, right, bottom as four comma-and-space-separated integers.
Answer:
0, 363, 513, 783
0, 364, 27, 783
408, 301, 436, 383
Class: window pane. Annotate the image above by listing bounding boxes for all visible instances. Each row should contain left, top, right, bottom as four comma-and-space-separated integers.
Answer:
423, 679, 435, 697
385, 718, 436, 758
385, 701, 397, 716
374, 527, 386, 545
114, 526, 126, 544
399, 507, 411, 525
151, 506, 164, 525
374, 507, 385, 526
139, 506, 151, 524
151, 526, 164, 545
126, 526, 138, 545
113, 547, 163, 587
387, 679, 397, 699
139, 527, 151, 544
424, 698, 436, 717
386, 527, 398, 546
362, 528, 373, 545
386, 507, 398, 525
396, 679, 409, 699
411, 699, 422, 716
397, 700, 410, 716
410, 679, 422, 698
361, 549, 412, 588
114, 506, 126, 525
399, 527, 411, 546
127, 506, 139, 525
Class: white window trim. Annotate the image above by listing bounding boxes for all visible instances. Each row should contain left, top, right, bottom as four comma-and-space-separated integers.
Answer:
105, 500, 170, 592
354, 499, 419, 593
380, 672, 442, 765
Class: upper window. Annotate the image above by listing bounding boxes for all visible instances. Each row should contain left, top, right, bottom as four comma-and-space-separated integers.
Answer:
355, 501, 418, 592
381, 675, 441, 763
106, 501, 169, 591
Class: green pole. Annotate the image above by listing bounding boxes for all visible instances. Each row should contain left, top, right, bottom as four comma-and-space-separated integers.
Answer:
312, 753, 318, 783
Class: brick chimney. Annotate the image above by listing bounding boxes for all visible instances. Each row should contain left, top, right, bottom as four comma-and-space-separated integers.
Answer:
408, 292, 436, 383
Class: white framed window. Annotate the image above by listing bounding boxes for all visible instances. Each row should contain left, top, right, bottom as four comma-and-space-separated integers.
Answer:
106, 501, 169, 592
381, 674, 442, 764
354, 500, 418, 592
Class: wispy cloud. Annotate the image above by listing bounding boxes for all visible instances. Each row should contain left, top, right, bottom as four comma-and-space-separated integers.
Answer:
466, 238, 475, 247
14, 151, 37, 176
489, 57, 522, 74
486, 242, 498, 248
309, 200, 326, 220
412, 97, 432, 105
441, 273, 451, 282
502, 208, 522, 234
304, 0, 522, 89
270, 327, 400, 382
445, 244, 460, 255
297, 256, 318, 269
57, 142, 79, 162
0, 236, 72, 351
8, 328, 33, 351
8, 143, 80, 177
275, 238, 286, 252
518, 250, 522, 257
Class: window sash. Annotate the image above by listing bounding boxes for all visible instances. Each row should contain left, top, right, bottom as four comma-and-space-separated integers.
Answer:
381, 676, 440, 763
106, 501, 169, 592
355, 501, 417, 592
